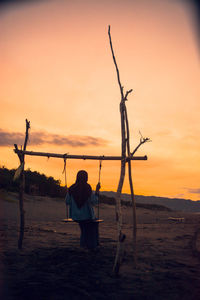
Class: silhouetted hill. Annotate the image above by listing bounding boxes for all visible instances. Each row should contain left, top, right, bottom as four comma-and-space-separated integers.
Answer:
101, 191, 200, 213
99, 194, 171, 211
1, 167, 199, 212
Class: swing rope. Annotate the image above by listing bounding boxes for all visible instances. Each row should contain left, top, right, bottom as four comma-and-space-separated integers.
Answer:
62, 157, 69, 219
62, 157, 67, 188
97, 159, 102, 220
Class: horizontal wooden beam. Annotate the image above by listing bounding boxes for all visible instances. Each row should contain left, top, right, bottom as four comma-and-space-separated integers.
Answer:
14, 149, 147, 161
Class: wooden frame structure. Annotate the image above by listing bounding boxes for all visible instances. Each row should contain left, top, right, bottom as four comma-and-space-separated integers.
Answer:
13, 26, 149, 274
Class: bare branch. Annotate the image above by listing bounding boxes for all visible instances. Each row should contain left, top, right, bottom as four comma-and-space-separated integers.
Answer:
131, 132, 151, 157
108, 25, 124, 100
124, 89, 133, 100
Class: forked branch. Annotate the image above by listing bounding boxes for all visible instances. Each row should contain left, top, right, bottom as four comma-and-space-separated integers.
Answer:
131, 132, 151, 157
124, 89, 133, 100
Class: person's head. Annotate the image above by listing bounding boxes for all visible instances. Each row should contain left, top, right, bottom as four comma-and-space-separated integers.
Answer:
76, 170, 88, 184
69, 170, 91, 208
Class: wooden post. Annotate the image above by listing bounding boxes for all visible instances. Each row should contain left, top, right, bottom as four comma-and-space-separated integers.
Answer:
108, 25, 133, 274
108, 26, 149, 273
14, 119, 30, 249
124, 106, 137, 265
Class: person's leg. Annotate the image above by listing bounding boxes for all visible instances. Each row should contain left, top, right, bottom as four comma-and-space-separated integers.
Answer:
85, 222, 99, 249
83, 222, 91, 248
79, 222, 87, 248
95, 222, 99, 246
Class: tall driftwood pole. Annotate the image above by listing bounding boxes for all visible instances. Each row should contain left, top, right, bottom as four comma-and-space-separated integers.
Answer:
108, 26, 149, 273
14, 119, 30, 249
108, 25, 132, 274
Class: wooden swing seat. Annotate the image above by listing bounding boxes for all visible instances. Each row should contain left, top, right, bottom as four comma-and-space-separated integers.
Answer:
62, 218, 104, 223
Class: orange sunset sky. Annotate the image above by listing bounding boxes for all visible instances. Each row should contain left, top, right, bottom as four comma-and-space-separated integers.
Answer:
0, 0, 199, 200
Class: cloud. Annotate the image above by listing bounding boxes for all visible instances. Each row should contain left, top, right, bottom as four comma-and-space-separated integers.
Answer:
187, 188, 200, 194
0, 129, 24, 146
175, 193, 185, 198
0, 129, 108, 148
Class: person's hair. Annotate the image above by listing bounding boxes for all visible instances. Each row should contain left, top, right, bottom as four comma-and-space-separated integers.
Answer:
68, 170, 92, 208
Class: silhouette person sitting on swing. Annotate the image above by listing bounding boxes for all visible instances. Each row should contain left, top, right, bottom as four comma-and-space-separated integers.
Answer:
65, 170, 101, 249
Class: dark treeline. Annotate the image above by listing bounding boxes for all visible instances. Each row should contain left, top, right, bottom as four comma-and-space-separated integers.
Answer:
0, 167, 171, 211
0, 166, 66, 198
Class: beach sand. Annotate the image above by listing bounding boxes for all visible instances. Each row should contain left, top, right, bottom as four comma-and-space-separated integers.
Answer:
0, 190, 200, 299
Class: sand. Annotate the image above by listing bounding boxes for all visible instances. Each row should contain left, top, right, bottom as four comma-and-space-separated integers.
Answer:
0, 190, 200, 300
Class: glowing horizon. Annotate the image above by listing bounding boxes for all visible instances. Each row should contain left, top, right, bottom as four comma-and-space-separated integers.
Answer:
0, 0, 199, 200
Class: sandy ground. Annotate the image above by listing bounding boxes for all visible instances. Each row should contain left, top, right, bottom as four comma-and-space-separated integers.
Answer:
0, 190, 200, 300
